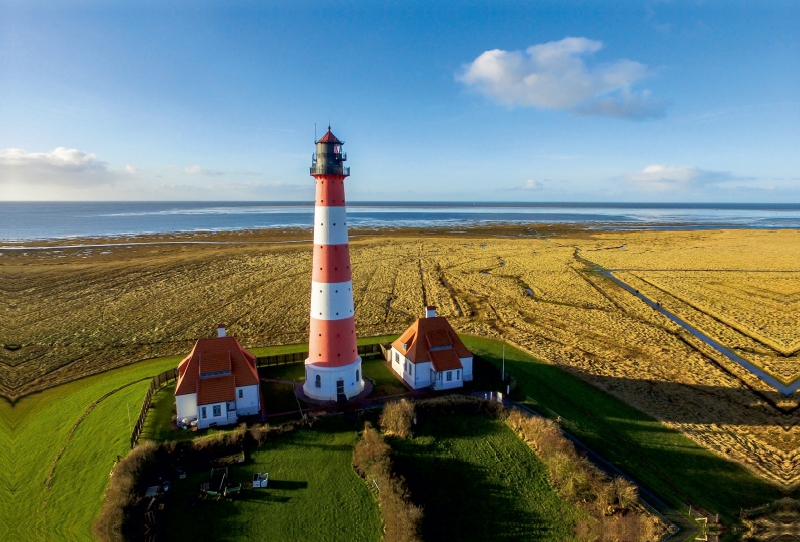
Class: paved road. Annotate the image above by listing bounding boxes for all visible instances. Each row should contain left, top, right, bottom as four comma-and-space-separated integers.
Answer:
600, 268, 799, 396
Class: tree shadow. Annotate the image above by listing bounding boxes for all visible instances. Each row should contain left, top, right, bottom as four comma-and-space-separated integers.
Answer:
555, 366, 800, 425
392, 416, 571, 541
267, 480, 308, 490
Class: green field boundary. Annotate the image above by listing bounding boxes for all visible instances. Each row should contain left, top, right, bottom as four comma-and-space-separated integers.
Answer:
460, 334, 786, 525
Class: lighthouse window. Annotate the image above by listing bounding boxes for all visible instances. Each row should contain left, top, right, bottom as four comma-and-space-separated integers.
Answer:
315, 375, 321, 388
356, 369, 359, 381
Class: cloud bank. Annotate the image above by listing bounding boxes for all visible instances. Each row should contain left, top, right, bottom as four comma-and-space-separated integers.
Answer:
0, 147, 120, 186
622, 165, 742, 191
459, 37, 666, 120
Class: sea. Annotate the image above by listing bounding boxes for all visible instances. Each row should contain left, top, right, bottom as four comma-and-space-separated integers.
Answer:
1, 201, 799, 242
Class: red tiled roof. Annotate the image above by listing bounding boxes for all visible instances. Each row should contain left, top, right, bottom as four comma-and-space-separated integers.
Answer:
317, 126, 343, 144
175, 336, 259, 396
200, 350, 231, 375
391, 316, 471, 365
430, 349, 463, 372
426, 329, 452, 349
197, 374, 236, 405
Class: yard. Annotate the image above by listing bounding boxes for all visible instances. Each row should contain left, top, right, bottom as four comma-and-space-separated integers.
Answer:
260, 357, 408, 399
157, 416, 381, 542
390, 410, 586, 541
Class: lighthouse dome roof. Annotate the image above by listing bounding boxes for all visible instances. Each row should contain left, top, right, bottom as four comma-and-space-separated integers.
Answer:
316, 126, 343, 144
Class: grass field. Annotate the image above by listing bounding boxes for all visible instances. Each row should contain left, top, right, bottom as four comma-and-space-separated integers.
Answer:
461, 335, 789, 521
391, 411, 585, 541
4, 225, 800, 529
158, 416, 381, 542
0, 334, 403, 541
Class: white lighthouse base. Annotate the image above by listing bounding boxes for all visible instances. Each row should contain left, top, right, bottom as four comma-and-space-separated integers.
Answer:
303, 357, 364, 402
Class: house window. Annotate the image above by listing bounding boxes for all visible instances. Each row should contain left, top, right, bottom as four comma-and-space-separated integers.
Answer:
356, 369, 360, 381
315, 374, 321, 388
446, 371, 452, 382
213, 405, 222, 417
238, 389, 244, 399
201, 406, 207, 419
394, 352, 399, 363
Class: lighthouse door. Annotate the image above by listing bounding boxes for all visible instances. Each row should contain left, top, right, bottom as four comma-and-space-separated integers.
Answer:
336, 379, 345, 402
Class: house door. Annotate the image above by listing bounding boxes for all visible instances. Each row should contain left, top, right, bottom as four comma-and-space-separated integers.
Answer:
336, 379, 345, 403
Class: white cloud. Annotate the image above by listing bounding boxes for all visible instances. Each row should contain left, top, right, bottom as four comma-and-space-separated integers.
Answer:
0, 147, 119, 186
124, 164, 139, 174
185, 164, 223, 176
522, 179, 540, 190
622, 165, 741, 191
458, 37, 666, 120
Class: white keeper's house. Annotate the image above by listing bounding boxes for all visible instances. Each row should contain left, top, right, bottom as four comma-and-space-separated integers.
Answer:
390, 306, 473, 390
174, 324, 261, 429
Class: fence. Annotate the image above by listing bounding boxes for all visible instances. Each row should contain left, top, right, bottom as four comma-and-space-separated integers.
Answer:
130, 367, 179, 449
256, 343, 386, 368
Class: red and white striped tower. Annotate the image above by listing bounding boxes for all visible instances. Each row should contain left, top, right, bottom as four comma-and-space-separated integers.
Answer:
303, 126, 364, 402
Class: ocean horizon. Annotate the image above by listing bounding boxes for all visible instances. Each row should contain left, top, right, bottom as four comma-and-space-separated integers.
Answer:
2, 201, 800, 242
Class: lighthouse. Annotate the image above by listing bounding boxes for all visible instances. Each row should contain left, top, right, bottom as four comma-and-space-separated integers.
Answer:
303, 126, 364, 402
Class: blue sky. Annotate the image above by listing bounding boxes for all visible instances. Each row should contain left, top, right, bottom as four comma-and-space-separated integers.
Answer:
1, 1, 798, 202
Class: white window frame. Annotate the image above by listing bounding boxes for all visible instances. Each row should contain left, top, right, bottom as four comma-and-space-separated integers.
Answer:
238, 389, 244, 399
213, 404, 222, 417
446, 371, 452, 382
201, 406, 207, 419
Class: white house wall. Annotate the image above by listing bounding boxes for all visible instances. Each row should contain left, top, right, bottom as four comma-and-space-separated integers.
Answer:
197, 401, 236, 429
235, 384, 260, 416
390, 347, 434, 390
461, 357, 473, 381
176, 393, 198, 422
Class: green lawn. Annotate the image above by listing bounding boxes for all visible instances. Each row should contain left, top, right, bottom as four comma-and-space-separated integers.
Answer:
1, 355, 183, 541
461, 335, 786, 522
159, 416, 381, 542
260, 357, 408, 398
391, 411, 585, 541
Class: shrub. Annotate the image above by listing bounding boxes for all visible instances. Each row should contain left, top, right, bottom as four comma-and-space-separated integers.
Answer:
380, 399, 415, 439
353, 423, 422, 542
413, 395, 507, 420
505, 410, 663, 541
93, 440, 157, 542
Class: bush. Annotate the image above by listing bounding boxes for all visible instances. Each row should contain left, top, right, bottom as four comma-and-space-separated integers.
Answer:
379, 399, 415, 439
353, 423, 422, 542
414, 395, 507, 420
505, 410, 663, 541
93, 441, 157, 542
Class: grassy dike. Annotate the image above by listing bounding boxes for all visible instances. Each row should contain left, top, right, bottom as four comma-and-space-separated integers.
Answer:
461, 335, 785, 522
1, 355, 183, 541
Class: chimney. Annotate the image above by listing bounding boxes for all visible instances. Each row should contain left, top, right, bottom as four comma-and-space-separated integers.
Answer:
425, 306, 437, 318
217, 323, 226, 338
